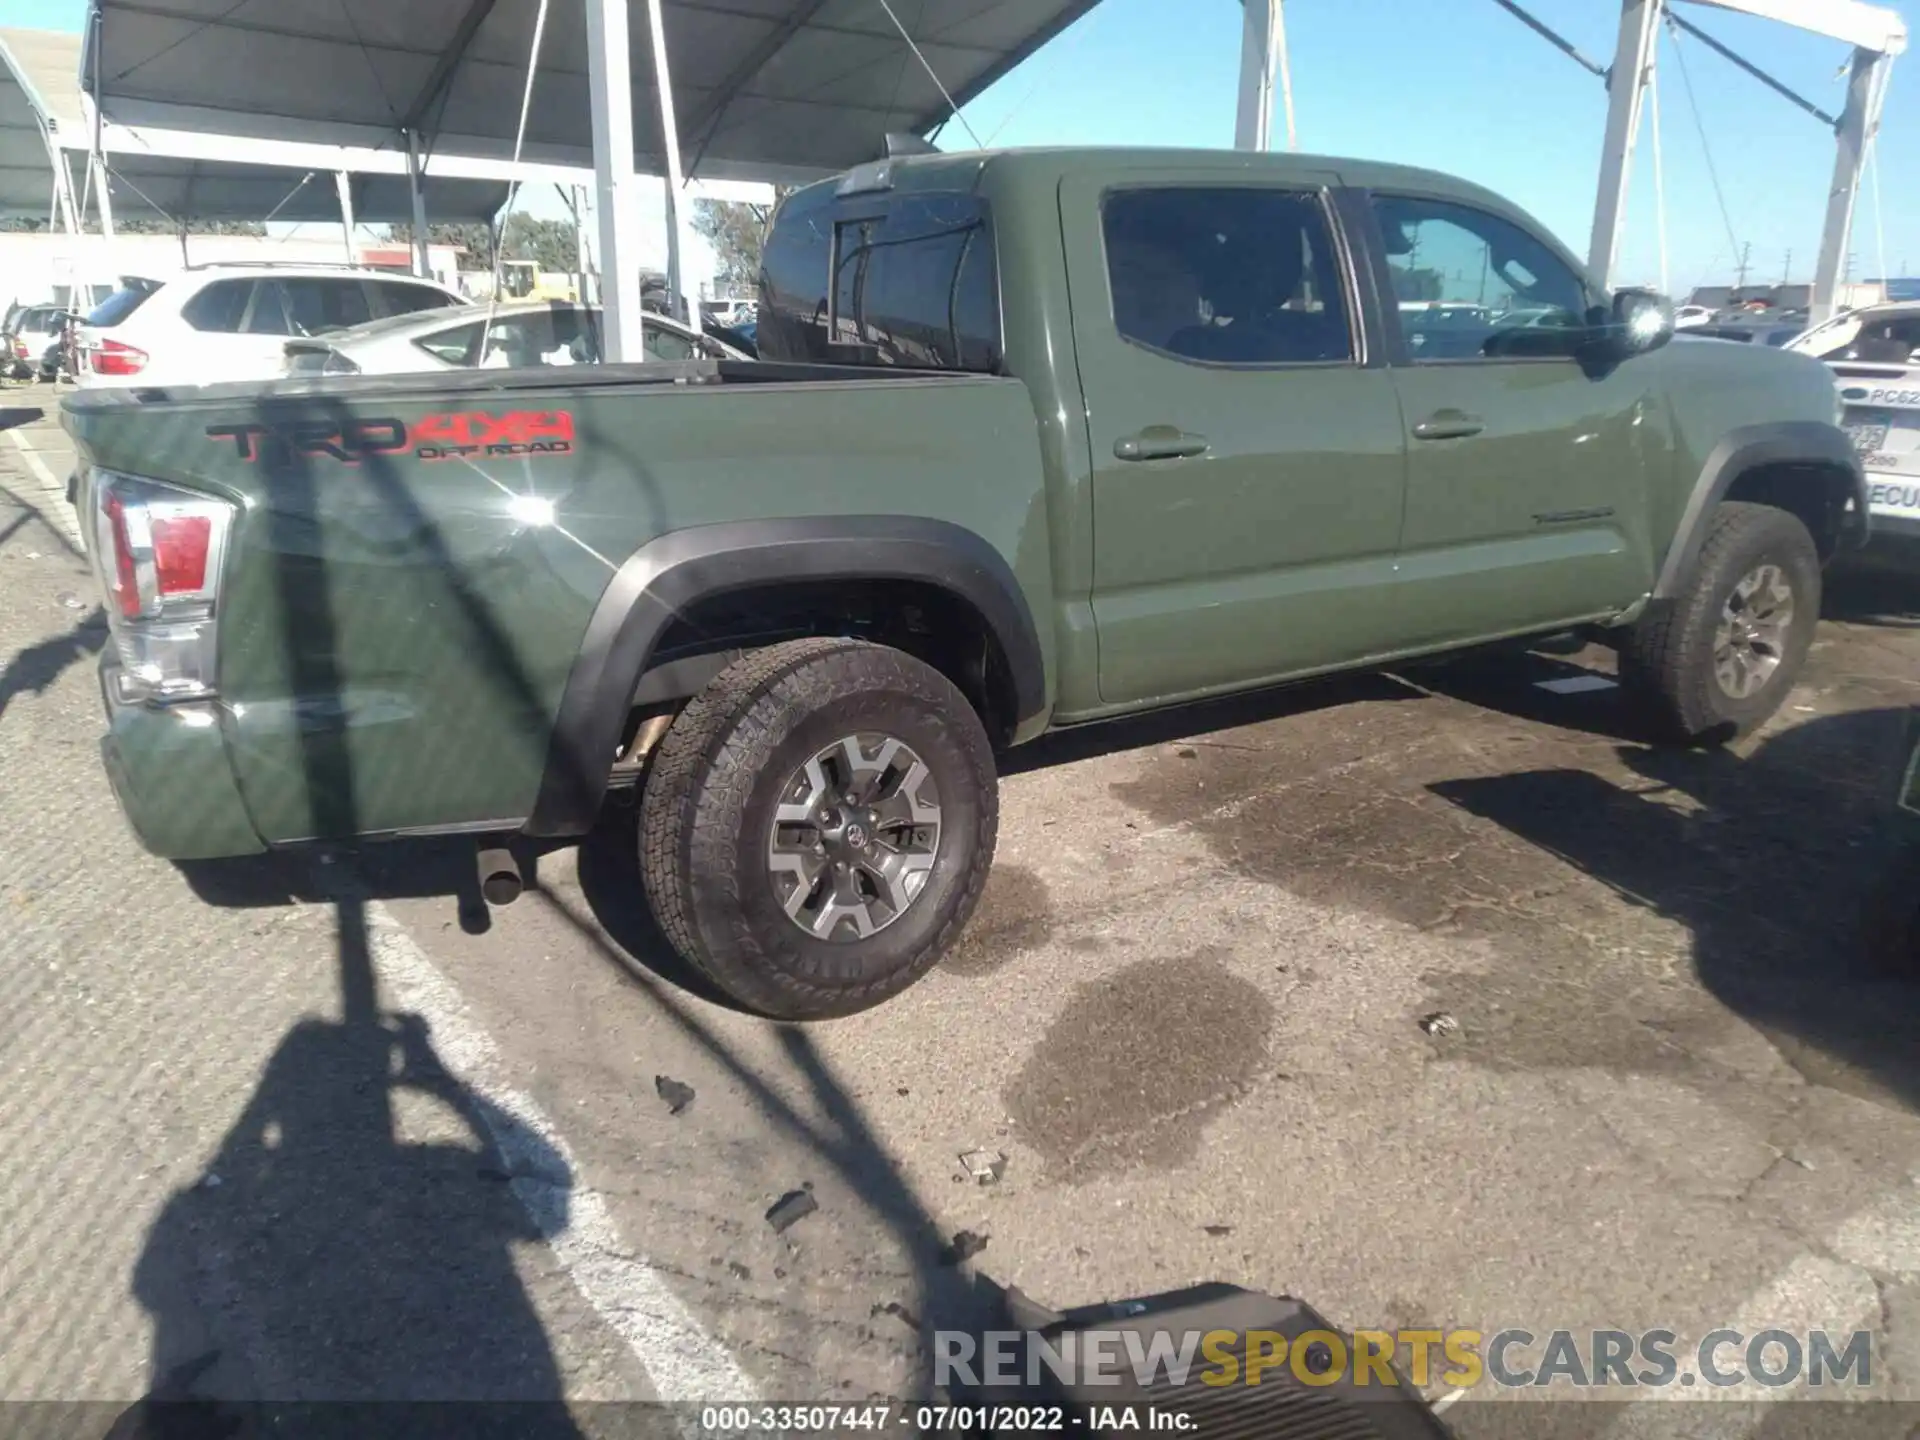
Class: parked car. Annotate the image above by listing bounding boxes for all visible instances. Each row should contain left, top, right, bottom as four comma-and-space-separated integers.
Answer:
1674, 304, 1714, 329
4, 304, 75, 380
1786, 302, 1920, 551
72, 265, 465, 390
64, 145, 1866, 1022
282, 300, 746, 377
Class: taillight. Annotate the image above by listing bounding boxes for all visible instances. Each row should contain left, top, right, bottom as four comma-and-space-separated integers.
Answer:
92, 471, 235, 703
90, 338, 148, 376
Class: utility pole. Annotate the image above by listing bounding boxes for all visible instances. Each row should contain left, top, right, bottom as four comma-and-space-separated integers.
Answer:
1734, 240, 1752, 292
1780, 249, 1791, 285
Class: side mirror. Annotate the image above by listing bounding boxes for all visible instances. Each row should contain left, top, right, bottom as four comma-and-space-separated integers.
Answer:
1594, 288, 1673, 361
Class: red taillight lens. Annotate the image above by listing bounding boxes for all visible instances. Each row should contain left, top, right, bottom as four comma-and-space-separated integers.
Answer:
104, 490, 142, 619
151, 514, 212, 596
91, 339, 148, 376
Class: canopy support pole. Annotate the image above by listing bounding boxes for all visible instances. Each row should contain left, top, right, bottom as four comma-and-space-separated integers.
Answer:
1810, 46, 1892, 324
587, 0, 645, 360
645, 0, 701, 334
335, 172, 357, 264
51, 149, 81, 236
1234, 0, 1278, 150
405, 129, 431, 278
89, 153, 115, 239
1588, 0, 1663, 292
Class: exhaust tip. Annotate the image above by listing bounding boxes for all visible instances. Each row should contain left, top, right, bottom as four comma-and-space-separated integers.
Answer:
476, 845, 522, 907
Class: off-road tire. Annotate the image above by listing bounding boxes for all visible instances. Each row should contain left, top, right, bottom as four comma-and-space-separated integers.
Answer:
639, 637, 999, 1021
1622, 501, 1821, 745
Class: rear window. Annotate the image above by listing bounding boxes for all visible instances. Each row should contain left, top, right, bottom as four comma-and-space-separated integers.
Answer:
759, 185, 1000, 372
87, 280, 162, 329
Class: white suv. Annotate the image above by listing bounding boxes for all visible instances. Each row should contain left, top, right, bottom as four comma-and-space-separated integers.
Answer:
74, 265, 465, 390
1787, 301, 1920, 547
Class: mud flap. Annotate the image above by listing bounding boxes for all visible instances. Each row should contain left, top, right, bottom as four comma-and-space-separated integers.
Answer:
960, 1283, 1456, 1438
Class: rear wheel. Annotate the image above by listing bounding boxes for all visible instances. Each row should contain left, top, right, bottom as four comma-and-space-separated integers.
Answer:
639, 638, 998, 1020
1622, 501, 1821, 745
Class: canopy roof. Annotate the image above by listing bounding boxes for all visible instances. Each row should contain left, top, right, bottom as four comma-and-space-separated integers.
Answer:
0, 27, 510, 222
83, 0, 1103, 182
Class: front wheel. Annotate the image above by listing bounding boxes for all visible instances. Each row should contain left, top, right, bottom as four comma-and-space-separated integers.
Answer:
639, 638, 999, 1021
1622, 501, 1822, 745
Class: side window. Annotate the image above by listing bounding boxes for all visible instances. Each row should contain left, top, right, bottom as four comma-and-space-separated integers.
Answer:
375, 281, 458, 318
1372, 195, 1592, 361
415, 321, 481, 366
1101, 187, 1353, 365
281, 278, 373, 335
829, 193, 1001, 369
643, 324, 696, 362
182, 281, 252, 333
244, 281, 293, 336
474, 313, 561, 368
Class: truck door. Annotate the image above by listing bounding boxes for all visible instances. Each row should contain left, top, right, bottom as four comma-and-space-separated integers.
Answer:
1367, 191, 1657, 644
1062, 168, 1410, 707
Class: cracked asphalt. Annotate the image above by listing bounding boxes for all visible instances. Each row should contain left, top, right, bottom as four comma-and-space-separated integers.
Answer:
4, 383, 1920, 1437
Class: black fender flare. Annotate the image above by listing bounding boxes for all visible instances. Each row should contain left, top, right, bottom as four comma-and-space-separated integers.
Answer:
525, 515, 1047, 837
1652, 420, 1869, 601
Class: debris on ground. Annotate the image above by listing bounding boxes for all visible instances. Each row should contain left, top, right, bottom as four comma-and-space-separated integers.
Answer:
654, 1074, 696, 1116
1176, 747, 1198, 759
727, 1261, 752, 1280
896, 1087, 910, 1097
938, 1230, 989, 1266
198, 1173, 223, 1190
56, 592, 84, 611
1202, 1224, 1234, 1237
958, 1148, 1007, 1186
1418, 1011, 1460, 1038
870, 1300, 922, 1330
765, 1189, 819, 1234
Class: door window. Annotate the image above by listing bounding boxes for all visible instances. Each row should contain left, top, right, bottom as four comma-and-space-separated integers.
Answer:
182, 281, 252, 333
244, 282, 294, 335
1101, 187, 1353, 365
281, 278, 374, 335
1373, 195, 1592, 361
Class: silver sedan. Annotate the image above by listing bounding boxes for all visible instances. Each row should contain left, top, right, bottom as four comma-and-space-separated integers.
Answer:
282, 299, 748, 377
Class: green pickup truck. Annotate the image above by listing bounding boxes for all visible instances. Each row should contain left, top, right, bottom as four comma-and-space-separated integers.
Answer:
64, 146, 1867, 1020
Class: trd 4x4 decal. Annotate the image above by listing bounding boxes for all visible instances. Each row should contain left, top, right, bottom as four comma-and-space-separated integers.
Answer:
206, 410, 575, 464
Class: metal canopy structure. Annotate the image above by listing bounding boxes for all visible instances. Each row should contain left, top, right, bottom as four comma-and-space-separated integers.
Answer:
0, 28, 511, 226
1233, 0, 1907, 325
81, 0, 1104, 359
82, 0, 1101, 182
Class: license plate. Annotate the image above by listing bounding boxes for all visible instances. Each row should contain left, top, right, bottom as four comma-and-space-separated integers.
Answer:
1846, 410, 1891, 454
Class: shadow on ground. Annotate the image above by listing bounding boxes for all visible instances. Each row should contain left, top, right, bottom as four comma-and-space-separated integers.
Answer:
1431, 706, 1920, 1113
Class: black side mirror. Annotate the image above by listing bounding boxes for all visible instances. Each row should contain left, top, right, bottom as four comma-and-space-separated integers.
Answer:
1591, 288, 1673, 361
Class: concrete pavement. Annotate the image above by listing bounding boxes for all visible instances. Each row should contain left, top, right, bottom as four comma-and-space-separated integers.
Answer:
4, 384, 1919, 1437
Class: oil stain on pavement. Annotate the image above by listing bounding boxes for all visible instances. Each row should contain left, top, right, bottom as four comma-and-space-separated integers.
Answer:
941, 864, 1052, 976
1004, 950, 1274, 1183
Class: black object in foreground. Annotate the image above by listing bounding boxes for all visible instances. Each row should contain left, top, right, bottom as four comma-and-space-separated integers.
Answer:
765, 1189, 818, 1233
654, 1074, 695, 1115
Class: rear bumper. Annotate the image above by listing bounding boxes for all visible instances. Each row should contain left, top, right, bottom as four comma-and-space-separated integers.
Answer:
99, 655, 265, 860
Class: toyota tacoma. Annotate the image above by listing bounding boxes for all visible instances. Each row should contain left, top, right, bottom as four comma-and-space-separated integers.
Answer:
63, 146, 1867, 1019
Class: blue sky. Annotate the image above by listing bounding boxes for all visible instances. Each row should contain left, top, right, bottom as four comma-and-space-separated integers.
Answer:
11, 0, 1913, 292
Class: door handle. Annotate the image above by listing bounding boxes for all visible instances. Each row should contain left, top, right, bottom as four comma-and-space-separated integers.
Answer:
1412, 411, 1485, 441
1114, 426, 1210, 462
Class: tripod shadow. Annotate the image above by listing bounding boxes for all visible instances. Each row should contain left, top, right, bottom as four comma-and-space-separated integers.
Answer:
107, 895, 587, 1438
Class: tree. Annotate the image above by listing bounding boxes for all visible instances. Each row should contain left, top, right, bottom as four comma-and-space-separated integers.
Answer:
0, 216, 265, 235
691, 196, 785, 292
